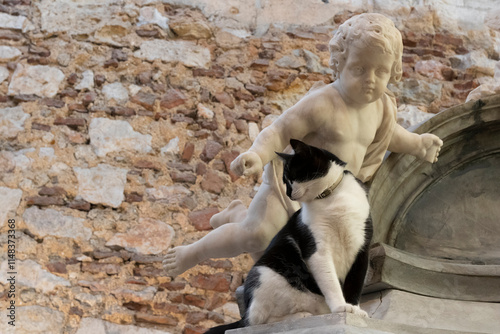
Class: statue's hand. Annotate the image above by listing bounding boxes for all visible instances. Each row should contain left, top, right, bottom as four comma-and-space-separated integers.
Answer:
230, 151, 263, 176
419, 133, 443, 163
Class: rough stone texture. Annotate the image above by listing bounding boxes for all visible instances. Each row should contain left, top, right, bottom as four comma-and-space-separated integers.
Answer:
74, 164, 128, 208
0, 186, 22, 228
134, 40, 211, 68
75, 70, 95, 91
0, 260, 71, 293
0, 106, 30, 139
0, 12, 27, 30
0, 1, 498, 333
23, 206, 91, 240
106, 218, 175, 254
0, 66, 9, 84
0, 306, 65, 334
8, 63, 65, 97
138, 7, 170, 31
0, 46, 22, 62
102, 82, 129, 104
75, 317, 171, 334
89, 118, 152, 157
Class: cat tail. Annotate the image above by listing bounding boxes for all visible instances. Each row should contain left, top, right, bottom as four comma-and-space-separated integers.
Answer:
204, 319, 245, 334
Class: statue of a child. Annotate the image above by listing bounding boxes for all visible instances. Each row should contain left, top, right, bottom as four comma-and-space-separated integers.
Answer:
164, 13, 443, 277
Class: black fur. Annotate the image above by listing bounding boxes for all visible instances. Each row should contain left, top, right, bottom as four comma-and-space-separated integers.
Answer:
250, 210, 322, 295
204, 319, 245, 334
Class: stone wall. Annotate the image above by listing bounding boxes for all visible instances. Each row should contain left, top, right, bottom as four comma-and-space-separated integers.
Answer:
0, 1, 498, 333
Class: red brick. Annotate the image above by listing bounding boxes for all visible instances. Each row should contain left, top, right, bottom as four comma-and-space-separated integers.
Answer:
26, 196, 65, 206
200, 140, 223, 162
190, 273, 231, 292
41, 98, 65, 108
214, 91, 235, 109
206, 294, 227, 311
233, 119, 248, 133
199, 118, 219, 131
135, 312, 178, 326
125, 192, 143, 203
188, 207, 219, 231
68, 103, 87, 113
46, 262, 67, 274
193, 65, 225, 78
181, 142, 195, 162
124, 301, 150, 312
54, 117, 86, 128
186, 311, 207, 324
184, 325, 206, 334
82, 92, 97, 106
250, 59, 269, 71
94, 74, 106, 86
154, 302, 189, 314
245, 84, 267, 96
161, 89, 187, 109
32, 123, 51, 131
233, 90, 255, 101
38, 186, 67, 197
134, 160, 161, 171
67, 73, 78, 85
109, 106, 136, 116
201, 170, 226, 194
160, 281, 186, 291
68, 199, 91, 211
82, 263, 120, 275
131, 92, 157, 111
104, 59, 119, 68
133, 266, 164, 277
171, 171, 197, 184
183, 294, 206, 308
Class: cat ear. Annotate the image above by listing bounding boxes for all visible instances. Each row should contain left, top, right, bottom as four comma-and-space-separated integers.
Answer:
290, 139, 309, 154
276, 152, 293, 161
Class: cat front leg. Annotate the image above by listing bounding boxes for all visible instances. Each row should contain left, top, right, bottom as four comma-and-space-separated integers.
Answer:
307, 252, 346, 312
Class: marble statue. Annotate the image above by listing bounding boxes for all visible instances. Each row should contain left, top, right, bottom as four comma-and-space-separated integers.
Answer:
164, 13, 443, 277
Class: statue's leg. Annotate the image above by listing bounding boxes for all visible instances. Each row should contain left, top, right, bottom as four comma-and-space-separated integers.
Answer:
163, 183, 289, 277
210, 200, 248, 229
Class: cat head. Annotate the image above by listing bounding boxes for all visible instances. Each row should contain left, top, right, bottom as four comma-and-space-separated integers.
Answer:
276, 139, 347, 202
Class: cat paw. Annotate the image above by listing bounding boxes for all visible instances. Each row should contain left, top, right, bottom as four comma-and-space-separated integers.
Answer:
333, 304, 369, 318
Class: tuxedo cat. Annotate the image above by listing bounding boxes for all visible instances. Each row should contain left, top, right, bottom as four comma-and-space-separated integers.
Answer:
206, 139, 372, 333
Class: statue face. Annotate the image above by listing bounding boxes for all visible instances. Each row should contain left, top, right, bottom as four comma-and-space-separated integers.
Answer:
338, 44, 393, 105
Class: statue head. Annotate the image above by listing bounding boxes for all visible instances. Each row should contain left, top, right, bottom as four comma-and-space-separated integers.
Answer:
329, 13, 403, 84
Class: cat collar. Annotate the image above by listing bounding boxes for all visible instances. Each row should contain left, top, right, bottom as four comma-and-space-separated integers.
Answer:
315, 173, 344, 200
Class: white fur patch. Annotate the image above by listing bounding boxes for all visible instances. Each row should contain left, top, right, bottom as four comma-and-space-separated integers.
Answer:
247, 266, 329, 326
301, 173, 369, 281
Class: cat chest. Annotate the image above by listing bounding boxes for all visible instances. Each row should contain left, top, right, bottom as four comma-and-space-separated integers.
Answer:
302, 211, 367, 277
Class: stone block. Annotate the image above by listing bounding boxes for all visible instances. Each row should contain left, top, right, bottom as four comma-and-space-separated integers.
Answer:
22, 206, 91, 240
106, 218, 175, 255
74, 164, 128, 208
8, 63, 64, 98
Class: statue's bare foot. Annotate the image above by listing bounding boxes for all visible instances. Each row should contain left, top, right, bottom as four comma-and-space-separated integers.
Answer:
210, 200, 248, 229
163, 246, 199, 277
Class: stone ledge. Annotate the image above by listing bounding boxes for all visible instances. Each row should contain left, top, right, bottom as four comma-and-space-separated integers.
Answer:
226, 311, 475, 334
365, 243, 500, 301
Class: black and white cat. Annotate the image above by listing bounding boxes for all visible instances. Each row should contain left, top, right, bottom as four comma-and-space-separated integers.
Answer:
206, 139, 373, 333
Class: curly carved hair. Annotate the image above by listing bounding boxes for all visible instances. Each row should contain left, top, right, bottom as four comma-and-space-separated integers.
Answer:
329, 13, 403, 83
